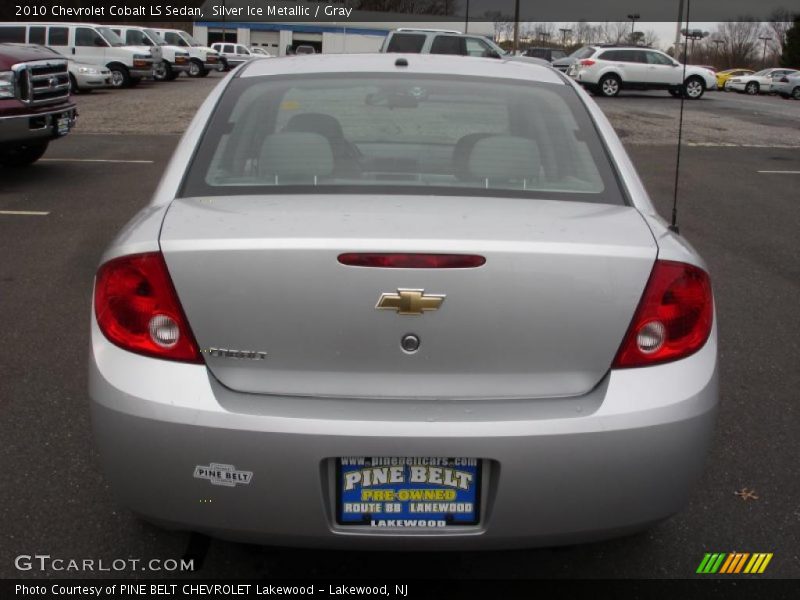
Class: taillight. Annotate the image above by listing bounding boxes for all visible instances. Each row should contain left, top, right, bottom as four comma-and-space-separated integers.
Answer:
338, 253, 485, 269
612, 260, 713, 368
94, 252, 203, 363
580, 59, 596, 67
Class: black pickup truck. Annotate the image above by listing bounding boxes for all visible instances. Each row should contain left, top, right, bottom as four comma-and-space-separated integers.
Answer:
0, 44, 77, 166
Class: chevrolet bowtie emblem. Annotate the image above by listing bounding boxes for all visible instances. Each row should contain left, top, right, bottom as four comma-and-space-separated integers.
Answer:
376, 289, 445, 315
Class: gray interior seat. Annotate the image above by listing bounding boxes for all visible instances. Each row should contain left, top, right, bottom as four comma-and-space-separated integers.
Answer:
452, 133, 495, 181
467, 135, 541, 188
284, 113, 361, 177
258, 132, 334, 183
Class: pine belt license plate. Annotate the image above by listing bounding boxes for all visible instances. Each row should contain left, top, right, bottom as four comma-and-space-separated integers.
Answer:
337, 457, 481, 528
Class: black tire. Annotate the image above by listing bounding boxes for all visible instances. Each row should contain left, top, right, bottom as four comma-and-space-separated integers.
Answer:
69, 73, 80, 94
198, 68, 210, 78
683, 76, 705, 99
128, 77, 142, 88
187, 59, 204, 78
792, 87, 800, 100
0, 141, 49, 167
165, 67, 179, 82
153, 61, 169, 82
108, 64, 131, 88
598, 74, 621, 97
745, 81, 759, 95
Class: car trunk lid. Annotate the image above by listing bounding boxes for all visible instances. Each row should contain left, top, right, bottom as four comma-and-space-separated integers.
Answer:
160, 195, 657, 399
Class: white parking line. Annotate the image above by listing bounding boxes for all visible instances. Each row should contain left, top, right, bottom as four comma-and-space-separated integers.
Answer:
757, 170, 800, 174
0, 210, 49, 216
39, 158, 154, 164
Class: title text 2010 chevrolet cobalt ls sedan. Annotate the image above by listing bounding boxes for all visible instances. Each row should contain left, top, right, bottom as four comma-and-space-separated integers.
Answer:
90, 54, 717, 549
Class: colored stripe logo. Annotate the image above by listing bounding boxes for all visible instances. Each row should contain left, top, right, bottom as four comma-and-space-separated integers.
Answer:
697, 553, 773, 574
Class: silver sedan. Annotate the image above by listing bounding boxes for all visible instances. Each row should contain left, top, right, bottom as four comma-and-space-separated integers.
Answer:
90, 54, 718, 549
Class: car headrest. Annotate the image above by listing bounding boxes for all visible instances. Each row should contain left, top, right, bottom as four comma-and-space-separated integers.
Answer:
284, 113, 346, 141
259, 132, 334, 181
453, 133, 495, 180
467, 136, 541, 185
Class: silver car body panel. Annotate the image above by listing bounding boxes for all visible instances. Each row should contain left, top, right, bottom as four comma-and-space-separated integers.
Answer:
91, 54, 718, 548
161, 196, 656, 399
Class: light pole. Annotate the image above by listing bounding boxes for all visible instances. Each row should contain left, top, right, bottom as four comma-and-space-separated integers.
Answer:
464, 0, 470, 33
627, 13, 640, 37
559, 27, 572, 48
759, 36, 771, 68
681, 29, 708, 63
512, 0, 520, 54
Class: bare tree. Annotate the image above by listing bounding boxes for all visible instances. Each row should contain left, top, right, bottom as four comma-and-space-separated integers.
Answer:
530, 22, 556, 45
766, 9, 794, 56
642, 30, 660, 48
571, 20, 594, 47
713, 20, 761, 68
486, 12, 514, 43
595, 21, 630, 44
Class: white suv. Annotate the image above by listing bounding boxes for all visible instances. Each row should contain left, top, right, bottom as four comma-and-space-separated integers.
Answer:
567, 46, 716, 99
380, 29, 549, 66
211, 43, 255, 69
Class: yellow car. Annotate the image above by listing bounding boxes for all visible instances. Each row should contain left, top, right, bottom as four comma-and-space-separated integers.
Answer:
717, 69, 755, 91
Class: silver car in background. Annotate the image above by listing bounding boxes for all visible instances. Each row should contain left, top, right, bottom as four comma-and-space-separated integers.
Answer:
90, 54, 718, 549
773, 73, 800, 100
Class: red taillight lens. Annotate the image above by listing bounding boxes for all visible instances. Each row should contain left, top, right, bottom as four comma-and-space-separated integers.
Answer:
580, 59, 596, 66
94, 253, 203, 363
338, 253, 486, 269
612, 260, 713, 368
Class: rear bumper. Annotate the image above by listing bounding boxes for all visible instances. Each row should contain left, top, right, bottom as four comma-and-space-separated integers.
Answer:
0, 105, 76, 146
89, 318, 719, 550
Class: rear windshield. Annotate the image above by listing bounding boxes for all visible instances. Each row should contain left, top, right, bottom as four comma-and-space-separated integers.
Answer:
181, 73, 624, 205
571, 46, 596, 59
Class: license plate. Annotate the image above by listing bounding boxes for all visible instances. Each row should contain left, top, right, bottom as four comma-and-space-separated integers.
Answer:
337, 457, 481, 528
55, 114, 71, 136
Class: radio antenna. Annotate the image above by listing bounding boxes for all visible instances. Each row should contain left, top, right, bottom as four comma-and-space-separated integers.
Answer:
670, 0, 692, 234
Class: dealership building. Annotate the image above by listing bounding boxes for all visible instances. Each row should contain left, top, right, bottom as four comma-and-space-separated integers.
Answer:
191, 20, 494, 56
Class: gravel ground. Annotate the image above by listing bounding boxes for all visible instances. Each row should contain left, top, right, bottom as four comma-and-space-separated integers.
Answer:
72, 71, 800, 146
72, 74, 226, 135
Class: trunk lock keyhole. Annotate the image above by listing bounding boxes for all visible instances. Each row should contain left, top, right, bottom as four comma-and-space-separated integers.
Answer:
401, 334, 420, 354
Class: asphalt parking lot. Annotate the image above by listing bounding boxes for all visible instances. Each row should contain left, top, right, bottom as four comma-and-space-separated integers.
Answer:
1, 74, 798, 579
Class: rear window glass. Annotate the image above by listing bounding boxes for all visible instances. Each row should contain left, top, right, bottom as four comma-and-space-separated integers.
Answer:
571, 46, 596, 59
386, 33, 425, 53
181, 74, 623, 205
